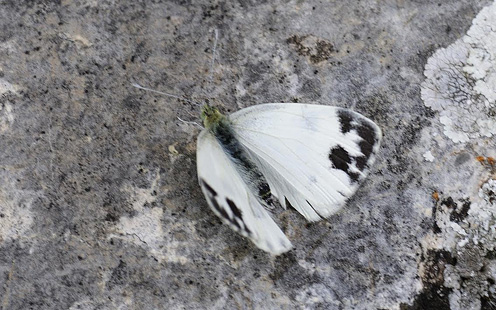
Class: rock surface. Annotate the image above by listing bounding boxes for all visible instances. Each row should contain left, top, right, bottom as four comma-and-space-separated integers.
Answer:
0, 0, 494, 309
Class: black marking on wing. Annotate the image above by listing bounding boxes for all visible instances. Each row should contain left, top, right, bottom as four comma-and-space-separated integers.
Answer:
329, 146, 360, 183
200, 179, 252, 236
203, 181, 217, 197
226, 198, 253, 234
329, 145, 350, 172
333, 109, 380, 182
201, 179, 230, 220
337, 109, 354, 134
355, 151, 368, 171
357, 121, 375, 152
226, 198, 242, 219
211, 119, 273, 206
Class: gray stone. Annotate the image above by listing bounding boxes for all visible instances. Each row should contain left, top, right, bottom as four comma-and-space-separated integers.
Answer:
0, 0, 494, 309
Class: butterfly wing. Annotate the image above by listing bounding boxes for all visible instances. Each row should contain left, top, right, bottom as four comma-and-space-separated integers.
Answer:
229, 103, 382, 221
196, 129, 293, 255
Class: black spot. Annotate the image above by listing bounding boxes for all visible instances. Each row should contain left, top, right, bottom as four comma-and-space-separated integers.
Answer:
329, 146, 360, 183
356, 122, 376, 156
329, 146, 351, 171
210, 196, 242, 230
202, 179, 217, 197
358, 139, 374, 161
209, 196, 230, 220
226, 198, 243, 219
244, 226, 252, 235
201, 179, 230, 220
360, 125, 377, 145
229, 217, 243, 230
355, 155, 368, 171
227, 207, 251, 235
338, 110, 379, 171
225, 199, 252, 235
201, 179, 252, 235
337, 109, 353, 133
332, 113, 380, 178
348, 171, 360, 183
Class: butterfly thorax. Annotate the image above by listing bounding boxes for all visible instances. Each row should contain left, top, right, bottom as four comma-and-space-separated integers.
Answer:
201, 105, 273, 207
201, 105, 226, 130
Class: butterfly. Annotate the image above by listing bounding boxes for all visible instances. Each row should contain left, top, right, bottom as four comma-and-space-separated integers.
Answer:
197, 103, 382, 255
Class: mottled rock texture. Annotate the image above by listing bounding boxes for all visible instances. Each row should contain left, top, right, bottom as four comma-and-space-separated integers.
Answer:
0, 0, 494, 309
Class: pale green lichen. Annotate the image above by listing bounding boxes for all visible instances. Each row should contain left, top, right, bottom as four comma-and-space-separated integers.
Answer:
421, 2, 496, 143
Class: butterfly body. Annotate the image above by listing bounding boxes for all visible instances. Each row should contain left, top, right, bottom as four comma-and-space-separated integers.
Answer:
202, 105, 273, 206
197, 103, 381, 255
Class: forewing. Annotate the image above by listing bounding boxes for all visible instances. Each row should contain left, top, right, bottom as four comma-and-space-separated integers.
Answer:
196, 129, 292, 255
229, 103, 382, 221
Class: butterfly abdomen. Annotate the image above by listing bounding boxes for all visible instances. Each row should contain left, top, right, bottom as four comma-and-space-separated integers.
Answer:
210, 118, 272, 206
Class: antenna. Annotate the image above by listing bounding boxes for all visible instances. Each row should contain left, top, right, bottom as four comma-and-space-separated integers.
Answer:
133, 29, 221, 110
132, 83, 202, 107
177, 116, 203, 129
208, 29, 219, 88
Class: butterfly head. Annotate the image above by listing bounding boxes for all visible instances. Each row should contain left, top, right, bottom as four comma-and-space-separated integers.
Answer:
201, 104, 225, 129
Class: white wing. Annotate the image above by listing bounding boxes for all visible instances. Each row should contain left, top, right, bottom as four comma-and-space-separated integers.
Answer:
196, 129, 293, 255
229, 103, 382, 222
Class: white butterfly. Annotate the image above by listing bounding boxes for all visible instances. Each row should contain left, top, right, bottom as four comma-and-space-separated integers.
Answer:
197, 103, 382, 255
